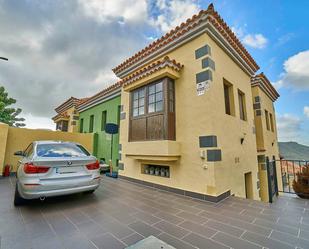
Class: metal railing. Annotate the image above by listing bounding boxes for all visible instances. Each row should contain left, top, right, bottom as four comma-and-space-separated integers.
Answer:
279, 159, 309, 194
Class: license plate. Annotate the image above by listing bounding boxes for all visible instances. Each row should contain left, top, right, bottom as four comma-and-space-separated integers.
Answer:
56, 166, 80, 174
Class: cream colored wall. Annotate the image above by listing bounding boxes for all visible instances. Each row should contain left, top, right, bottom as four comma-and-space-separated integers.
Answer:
54, 106, 79, 133
251, 86, 281, 200
120, 32, 260, 200
0, 125, 93, 175
0, 123, 9, 175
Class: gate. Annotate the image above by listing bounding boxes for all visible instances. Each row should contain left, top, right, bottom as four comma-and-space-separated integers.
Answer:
279, 159, 309, 194
266, 157, 278, 203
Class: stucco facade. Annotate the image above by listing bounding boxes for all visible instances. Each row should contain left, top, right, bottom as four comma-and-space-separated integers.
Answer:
118, 31, 261, 200
78, 94, 121, 168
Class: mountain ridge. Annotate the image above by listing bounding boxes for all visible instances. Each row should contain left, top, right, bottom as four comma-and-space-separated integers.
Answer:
279, 141, 309, 160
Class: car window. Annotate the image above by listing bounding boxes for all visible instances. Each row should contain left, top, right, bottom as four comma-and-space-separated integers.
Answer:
36, 143, 90, 157
24, 143, 34, 157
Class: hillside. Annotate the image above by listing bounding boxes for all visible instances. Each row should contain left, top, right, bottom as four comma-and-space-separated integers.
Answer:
279, 142, 309, 160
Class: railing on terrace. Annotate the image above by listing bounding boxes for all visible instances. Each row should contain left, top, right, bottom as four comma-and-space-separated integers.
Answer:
279, 159, 309, 194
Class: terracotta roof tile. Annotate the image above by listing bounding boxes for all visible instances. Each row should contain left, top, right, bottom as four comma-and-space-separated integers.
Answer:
120, 56, 183, 87
77, 81, 121, 110
52, 112, 70, 121
113, 3, 259, 77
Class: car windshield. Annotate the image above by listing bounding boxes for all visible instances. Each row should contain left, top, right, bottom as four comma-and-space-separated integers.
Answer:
36, 143, 90, 157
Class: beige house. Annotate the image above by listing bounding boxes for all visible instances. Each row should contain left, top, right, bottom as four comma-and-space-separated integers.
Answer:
114, 4, 280, 202
52, 97, 88, 132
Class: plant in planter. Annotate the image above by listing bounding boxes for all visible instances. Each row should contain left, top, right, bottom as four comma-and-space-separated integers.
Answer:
293, 165, 309, 199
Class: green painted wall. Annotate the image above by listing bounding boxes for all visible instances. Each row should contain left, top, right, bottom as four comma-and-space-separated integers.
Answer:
79, 95, 121, 170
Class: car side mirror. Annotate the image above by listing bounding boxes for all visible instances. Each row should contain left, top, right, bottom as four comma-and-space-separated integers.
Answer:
14, 151, 24, 157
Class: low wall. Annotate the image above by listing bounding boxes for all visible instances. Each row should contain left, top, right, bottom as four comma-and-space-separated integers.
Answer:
0, 123, 93, 175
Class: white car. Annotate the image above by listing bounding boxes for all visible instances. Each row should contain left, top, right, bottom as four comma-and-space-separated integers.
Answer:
14, 141, 101, 206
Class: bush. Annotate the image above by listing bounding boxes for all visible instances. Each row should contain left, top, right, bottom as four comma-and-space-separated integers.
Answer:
293, 166, 309, 199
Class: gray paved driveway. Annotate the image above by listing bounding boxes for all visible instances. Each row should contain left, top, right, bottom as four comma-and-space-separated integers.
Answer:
0, 176, 309, 249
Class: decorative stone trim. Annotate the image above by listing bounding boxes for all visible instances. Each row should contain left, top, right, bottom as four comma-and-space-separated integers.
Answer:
118, 175, 230, 203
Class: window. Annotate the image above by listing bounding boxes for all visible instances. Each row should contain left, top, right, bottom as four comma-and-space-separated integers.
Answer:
132, 88, 145, 117
101, 111, 107, 131
89, 115, 94, 133
269, 113, 274, 132
265, 110, 270, 130
79, 118, 84, 133
148, 81, 163, 113
238, 90, 247, 121
130, 77, 175, 141
223, 80, 235, 116
36, 143, 90, 157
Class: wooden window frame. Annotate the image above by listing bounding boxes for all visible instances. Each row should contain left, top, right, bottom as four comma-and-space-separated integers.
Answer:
223, 79, 235, 116
269, 113, 274, 132
129, 77, 175, 141
238, 89, 247, 121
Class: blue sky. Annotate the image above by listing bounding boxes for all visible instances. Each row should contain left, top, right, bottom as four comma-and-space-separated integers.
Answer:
0, 0, 308, 145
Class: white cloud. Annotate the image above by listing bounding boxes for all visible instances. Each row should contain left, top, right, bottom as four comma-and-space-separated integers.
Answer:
23, 113, 55, 130
242, 34, 268, 49
277, 114, 302, 142
78, 0, 148, 24
151, 0, 200, 33
277, 33, 294, 46
274, 50, 309, 90
304, 106, 309, 118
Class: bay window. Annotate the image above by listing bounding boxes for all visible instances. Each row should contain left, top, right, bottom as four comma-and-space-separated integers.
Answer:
129, 77, 175, 141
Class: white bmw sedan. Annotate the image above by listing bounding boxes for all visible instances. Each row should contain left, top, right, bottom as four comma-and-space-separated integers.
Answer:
14, 141, 101, 206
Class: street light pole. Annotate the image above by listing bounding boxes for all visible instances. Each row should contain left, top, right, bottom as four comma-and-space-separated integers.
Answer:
0, 57, 8, 61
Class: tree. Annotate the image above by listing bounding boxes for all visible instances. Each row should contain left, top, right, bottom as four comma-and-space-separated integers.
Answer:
0, 86, 25, 127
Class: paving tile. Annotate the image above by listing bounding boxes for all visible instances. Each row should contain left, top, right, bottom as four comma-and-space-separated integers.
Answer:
76, 220, 107, 239
102, 220, 134, 239
31, 234, 65, 249
48, 218, 78, 236
153, 220, 190, 238
182, 232, 229, 249
157, 232, 196, 249
60, 232, 97, 249
26, 219, 55, 239
179, 220, 217, 238
213, 231, 262, 249
271, 230, 309, 249
121, 233, 144, 246
128, 221, 161, 237
133, 211, 162, 225
205, 219, 245, 237
176, 211, 208, 224
228, 218, 272, 237
64, 210, 91, 225
242, 231, 295, 249
253, 217, 299, 236
299, 229, 309, 240
154, 211, 185, 224
91, 233, 126, 249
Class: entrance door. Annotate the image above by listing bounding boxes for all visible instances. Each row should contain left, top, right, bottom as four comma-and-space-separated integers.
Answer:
244, 172, 253, 199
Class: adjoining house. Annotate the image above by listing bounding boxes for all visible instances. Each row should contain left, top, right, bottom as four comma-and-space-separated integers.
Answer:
52, 4, 280, 202
52, 97, 88, 132
77, 83, 122, 168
